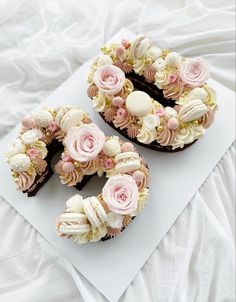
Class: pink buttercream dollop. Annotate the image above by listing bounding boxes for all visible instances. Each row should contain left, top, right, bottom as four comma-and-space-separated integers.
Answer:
180, 58, 209, 87
102, 174, 139, 215
65, 123, 105, 162
93, 65, 125, 95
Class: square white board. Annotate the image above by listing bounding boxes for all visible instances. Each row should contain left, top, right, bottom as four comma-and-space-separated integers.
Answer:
0, 30, 235, 302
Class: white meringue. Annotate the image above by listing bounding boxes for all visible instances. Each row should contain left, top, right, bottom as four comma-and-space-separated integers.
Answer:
10, 154, 31, 172
21, 129, 43, 145
6, 139, 26, 159
103, 137, 121, 157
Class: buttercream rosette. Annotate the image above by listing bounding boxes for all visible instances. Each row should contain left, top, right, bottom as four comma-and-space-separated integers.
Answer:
87, 35, 218, 152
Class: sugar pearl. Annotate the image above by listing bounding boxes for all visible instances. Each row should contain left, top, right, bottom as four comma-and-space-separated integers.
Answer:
62, 162, 75, 173
112, 96, 124, 107
21, 117, 35, 129
167, 117, 179, 130
116, 46, 125, 58
121, 142, 135, 152
132, 170, 144, 184
121, 39, 130, 49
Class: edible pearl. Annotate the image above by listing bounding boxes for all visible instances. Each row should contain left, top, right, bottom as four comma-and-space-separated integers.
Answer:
21, 117, 35, 130
121, 142, 135, 152
62, 162, 75, 173
132, 170, 144, 184
167, 117, 179, 130
116, 46, 125, 58
112, 96, 124, 107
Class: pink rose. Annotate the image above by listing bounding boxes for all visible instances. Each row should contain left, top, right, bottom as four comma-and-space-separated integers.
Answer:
93, 65, 125, 95
180, 58, 209, 87
65, 123, 105, 162
102, 174, 139, 215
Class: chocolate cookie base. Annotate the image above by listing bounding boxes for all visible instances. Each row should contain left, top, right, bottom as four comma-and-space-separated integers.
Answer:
99, 112, 196, 152
126, 72, 175, 108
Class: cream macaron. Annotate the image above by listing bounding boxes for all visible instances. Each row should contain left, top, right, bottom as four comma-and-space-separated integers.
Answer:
179, 99, 207, 123
58, 212, 91, 235
126, 91, 152, 117
82, 196, 107, 228
55, 106, 84, 132
114, 152, 141, 174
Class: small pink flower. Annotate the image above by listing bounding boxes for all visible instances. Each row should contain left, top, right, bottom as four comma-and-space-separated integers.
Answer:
93, 65, 125, 95
156, 108, 165, 117
168, 74, 178, 84
102, 174, 139, 215
65, 123, 105, 162
27, 148, 40, 159
48, 121, 59, 133
104, 158, 114, 169
180, 58, 209, 87
117, 108, 126, 118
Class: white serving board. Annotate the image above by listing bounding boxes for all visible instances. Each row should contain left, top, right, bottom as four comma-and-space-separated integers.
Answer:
0, 30, 235, 302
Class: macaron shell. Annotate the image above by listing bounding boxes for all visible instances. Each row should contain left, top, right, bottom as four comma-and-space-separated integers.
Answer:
126, 91, 152, 117
83, 197, 101, 228
115, 159, 141, 174
114, 151, 140, 163
59, 223, 91, 234
61, 109, 83, 132
55, 106, 73, 125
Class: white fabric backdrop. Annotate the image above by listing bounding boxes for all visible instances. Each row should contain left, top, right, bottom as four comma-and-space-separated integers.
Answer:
0, 0, 235, 301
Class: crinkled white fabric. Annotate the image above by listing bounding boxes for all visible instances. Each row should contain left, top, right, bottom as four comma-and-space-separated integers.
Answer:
0, 1, 235, 301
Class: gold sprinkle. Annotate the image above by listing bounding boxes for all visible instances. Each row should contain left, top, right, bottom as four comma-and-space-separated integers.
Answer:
74, 161, 79, 168
46, 132, 50, 137
146, 57, 152, 65
157, 125, 164, 132
14, 177, 19, 182
193, 120, 198, 126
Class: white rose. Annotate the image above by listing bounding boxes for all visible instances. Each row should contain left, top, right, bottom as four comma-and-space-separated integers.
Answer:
10, 154, 31, 172
21, 129, 43, 145
6, 139, 26, 159
143, 114, 160, 130
107, 212, 123, 229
